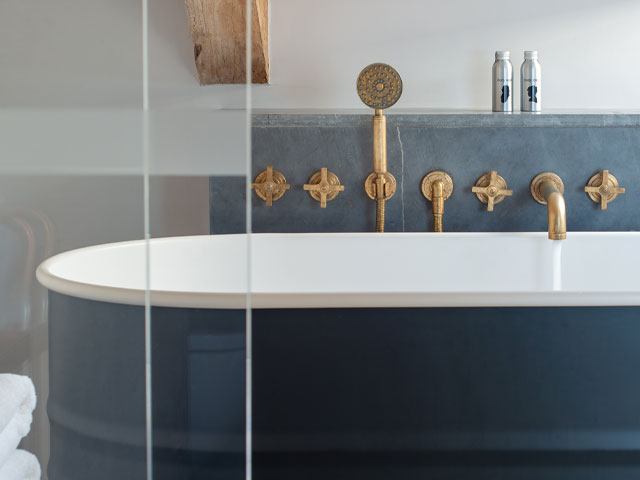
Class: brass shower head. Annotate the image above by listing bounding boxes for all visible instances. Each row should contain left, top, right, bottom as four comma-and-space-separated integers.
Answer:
356, 63, 403, 110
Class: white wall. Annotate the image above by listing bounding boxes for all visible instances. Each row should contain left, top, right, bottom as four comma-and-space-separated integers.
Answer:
151, 0, 640, 110
3, 0, 639, 110
265, 0, 640, 110
0, 0, 142, 108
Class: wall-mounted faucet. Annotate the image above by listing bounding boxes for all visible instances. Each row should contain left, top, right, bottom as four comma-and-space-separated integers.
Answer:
531, 172, 566, 240
357, 63, 403, 232
421, 171, 454, 232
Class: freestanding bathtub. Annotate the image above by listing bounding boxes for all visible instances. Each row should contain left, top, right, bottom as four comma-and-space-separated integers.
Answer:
37, 233, 640, 480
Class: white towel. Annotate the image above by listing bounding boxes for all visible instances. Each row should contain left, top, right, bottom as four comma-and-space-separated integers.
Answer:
0, 375, 36, 467
0, 450, 41, 480
0, 375, 36, 432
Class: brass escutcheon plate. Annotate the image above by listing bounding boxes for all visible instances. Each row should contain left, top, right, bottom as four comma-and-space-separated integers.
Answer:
585, 170, 625, 210
252, 167, 290, 206
472, 171, 512, 211
364, 171, 396, 200
357, 63, 403, 110
304, 168, 344, 208
530, 172, 564, 205
421, 171, 453, 201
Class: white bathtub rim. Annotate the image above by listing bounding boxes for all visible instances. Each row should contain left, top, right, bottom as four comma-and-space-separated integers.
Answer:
36, 232, 640, 309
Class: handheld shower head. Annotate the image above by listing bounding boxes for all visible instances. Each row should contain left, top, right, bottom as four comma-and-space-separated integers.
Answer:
356, 63, 403, 110
357, 63, 402, 233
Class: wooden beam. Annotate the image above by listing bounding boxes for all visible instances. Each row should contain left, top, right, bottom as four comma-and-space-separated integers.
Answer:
184, 0, 269, 85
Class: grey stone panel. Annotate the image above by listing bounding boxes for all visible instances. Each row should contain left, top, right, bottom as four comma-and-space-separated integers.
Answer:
224, 121, 640, 234
253, 112, 640, 129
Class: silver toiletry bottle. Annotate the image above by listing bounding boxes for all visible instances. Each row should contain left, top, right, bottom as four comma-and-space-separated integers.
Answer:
520, 51, 541, 112
492, 51, 513, 112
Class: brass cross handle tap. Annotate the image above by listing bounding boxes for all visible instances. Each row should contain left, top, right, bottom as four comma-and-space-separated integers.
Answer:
584, 170, 625, 210
251, 166, 290, 206
472, 171, 513, 212
304, 168, 345, 208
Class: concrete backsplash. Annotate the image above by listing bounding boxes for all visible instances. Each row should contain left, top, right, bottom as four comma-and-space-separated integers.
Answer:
211, 114, 640, 234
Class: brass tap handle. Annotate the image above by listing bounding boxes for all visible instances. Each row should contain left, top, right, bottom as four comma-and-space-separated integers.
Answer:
304, 168, 345, 208
421, 171, 454, 232
585, 170, 625, 210
472, 171, 513, 212
251, 166, 290, 207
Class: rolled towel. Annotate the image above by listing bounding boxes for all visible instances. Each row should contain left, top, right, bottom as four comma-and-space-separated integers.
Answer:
0, 450, 41, 480
0, 375, 36, 467
0, 411, 34, 468
0, 375, 36, 432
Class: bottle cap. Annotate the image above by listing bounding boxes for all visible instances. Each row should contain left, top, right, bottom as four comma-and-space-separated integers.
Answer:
495, 51, 510, 60
524, 51, 538, 59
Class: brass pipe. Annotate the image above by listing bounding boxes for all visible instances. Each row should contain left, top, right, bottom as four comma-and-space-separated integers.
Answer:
373, 111, 386, 232
372, 110, 387, 173
365, 111, 395, 232
376, 198, 386, 232
541, 182, 566, 240
432, 180, 445, 233
375, 174, 386, 232
420, 171, 453, 233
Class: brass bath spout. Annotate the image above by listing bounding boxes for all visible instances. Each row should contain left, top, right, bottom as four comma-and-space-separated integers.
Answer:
531, 172, 566, 240
432, 180, 445, 232
421, 171, 453, 232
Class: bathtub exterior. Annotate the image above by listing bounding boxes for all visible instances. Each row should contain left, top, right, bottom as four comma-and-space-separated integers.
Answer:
48, 292, 246, 480
48, 291, 640, 479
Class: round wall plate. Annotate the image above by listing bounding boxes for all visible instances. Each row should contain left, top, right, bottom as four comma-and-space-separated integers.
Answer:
530, 172, 564, 205
364, 171, 396, 200
585, 170, 623, 206
421, 171, 453, 201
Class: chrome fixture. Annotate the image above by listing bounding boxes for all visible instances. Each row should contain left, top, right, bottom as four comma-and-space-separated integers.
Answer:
304, 168, 345, 208
357, 63, 403, 232
472, 171, 512, 211
251, 166, 290, 206
585, 170, 625, 210
421, 171, 454, 232
531, 172, 566, 240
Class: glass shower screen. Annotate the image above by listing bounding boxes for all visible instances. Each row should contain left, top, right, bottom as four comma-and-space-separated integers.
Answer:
0, 0, 252, 479
145, 0, 252, 479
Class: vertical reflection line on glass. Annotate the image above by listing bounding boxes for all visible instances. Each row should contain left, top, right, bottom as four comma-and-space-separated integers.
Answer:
142, 0, 153, 479
245, 0, 253, 478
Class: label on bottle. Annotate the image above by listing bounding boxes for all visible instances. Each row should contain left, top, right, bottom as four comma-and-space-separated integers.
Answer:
496, 78, 512, 104
523, 78, 540, 105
